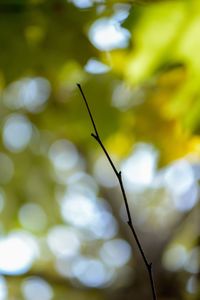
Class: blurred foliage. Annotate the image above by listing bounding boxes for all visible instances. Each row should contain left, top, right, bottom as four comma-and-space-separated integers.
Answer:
0, 0, 200, 299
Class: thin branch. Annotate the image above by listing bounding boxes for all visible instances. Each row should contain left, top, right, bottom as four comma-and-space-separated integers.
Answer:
77, 83, 157, 300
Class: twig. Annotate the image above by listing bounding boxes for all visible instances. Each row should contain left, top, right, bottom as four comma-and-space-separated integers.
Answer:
77, 83, 157, 300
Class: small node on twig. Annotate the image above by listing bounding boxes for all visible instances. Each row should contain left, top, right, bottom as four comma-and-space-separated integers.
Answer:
148, 262, 153, 270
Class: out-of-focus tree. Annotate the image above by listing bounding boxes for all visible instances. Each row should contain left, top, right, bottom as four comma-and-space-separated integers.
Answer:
0, 0, 199, 299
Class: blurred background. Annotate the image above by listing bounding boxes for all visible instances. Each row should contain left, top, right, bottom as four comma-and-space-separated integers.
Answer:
0, 0, 199, 299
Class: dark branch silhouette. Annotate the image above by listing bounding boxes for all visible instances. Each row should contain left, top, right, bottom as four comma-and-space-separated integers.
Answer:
77, 83, 157, 300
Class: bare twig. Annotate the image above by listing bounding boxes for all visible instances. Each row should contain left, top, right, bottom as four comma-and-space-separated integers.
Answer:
77, 83, 157, 300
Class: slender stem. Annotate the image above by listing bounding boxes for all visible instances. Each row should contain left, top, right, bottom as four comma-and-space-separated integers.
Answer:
77, 83, 157, 300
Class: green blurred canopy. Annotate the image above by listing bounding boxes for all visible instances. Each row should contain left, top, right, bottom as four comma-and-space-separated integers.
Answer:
0, 0, 200, 299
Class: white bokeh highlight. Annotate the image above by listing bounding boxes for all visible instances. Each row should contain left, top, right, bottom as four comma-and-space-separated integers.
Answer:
85, 59, 110, 74
0, 232, 38, 275
47, 226, 80, 257
122, 143, 158, 190
21, 277, 53, 300
72, 256, 113, 287
89, 18, 130, 51
3, 77, 51, 113
60, 192, 118, 239
49, 139, 81, 183
100, 239, 132, 267
164, 160, 199, 211
3, 114, 32, 152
